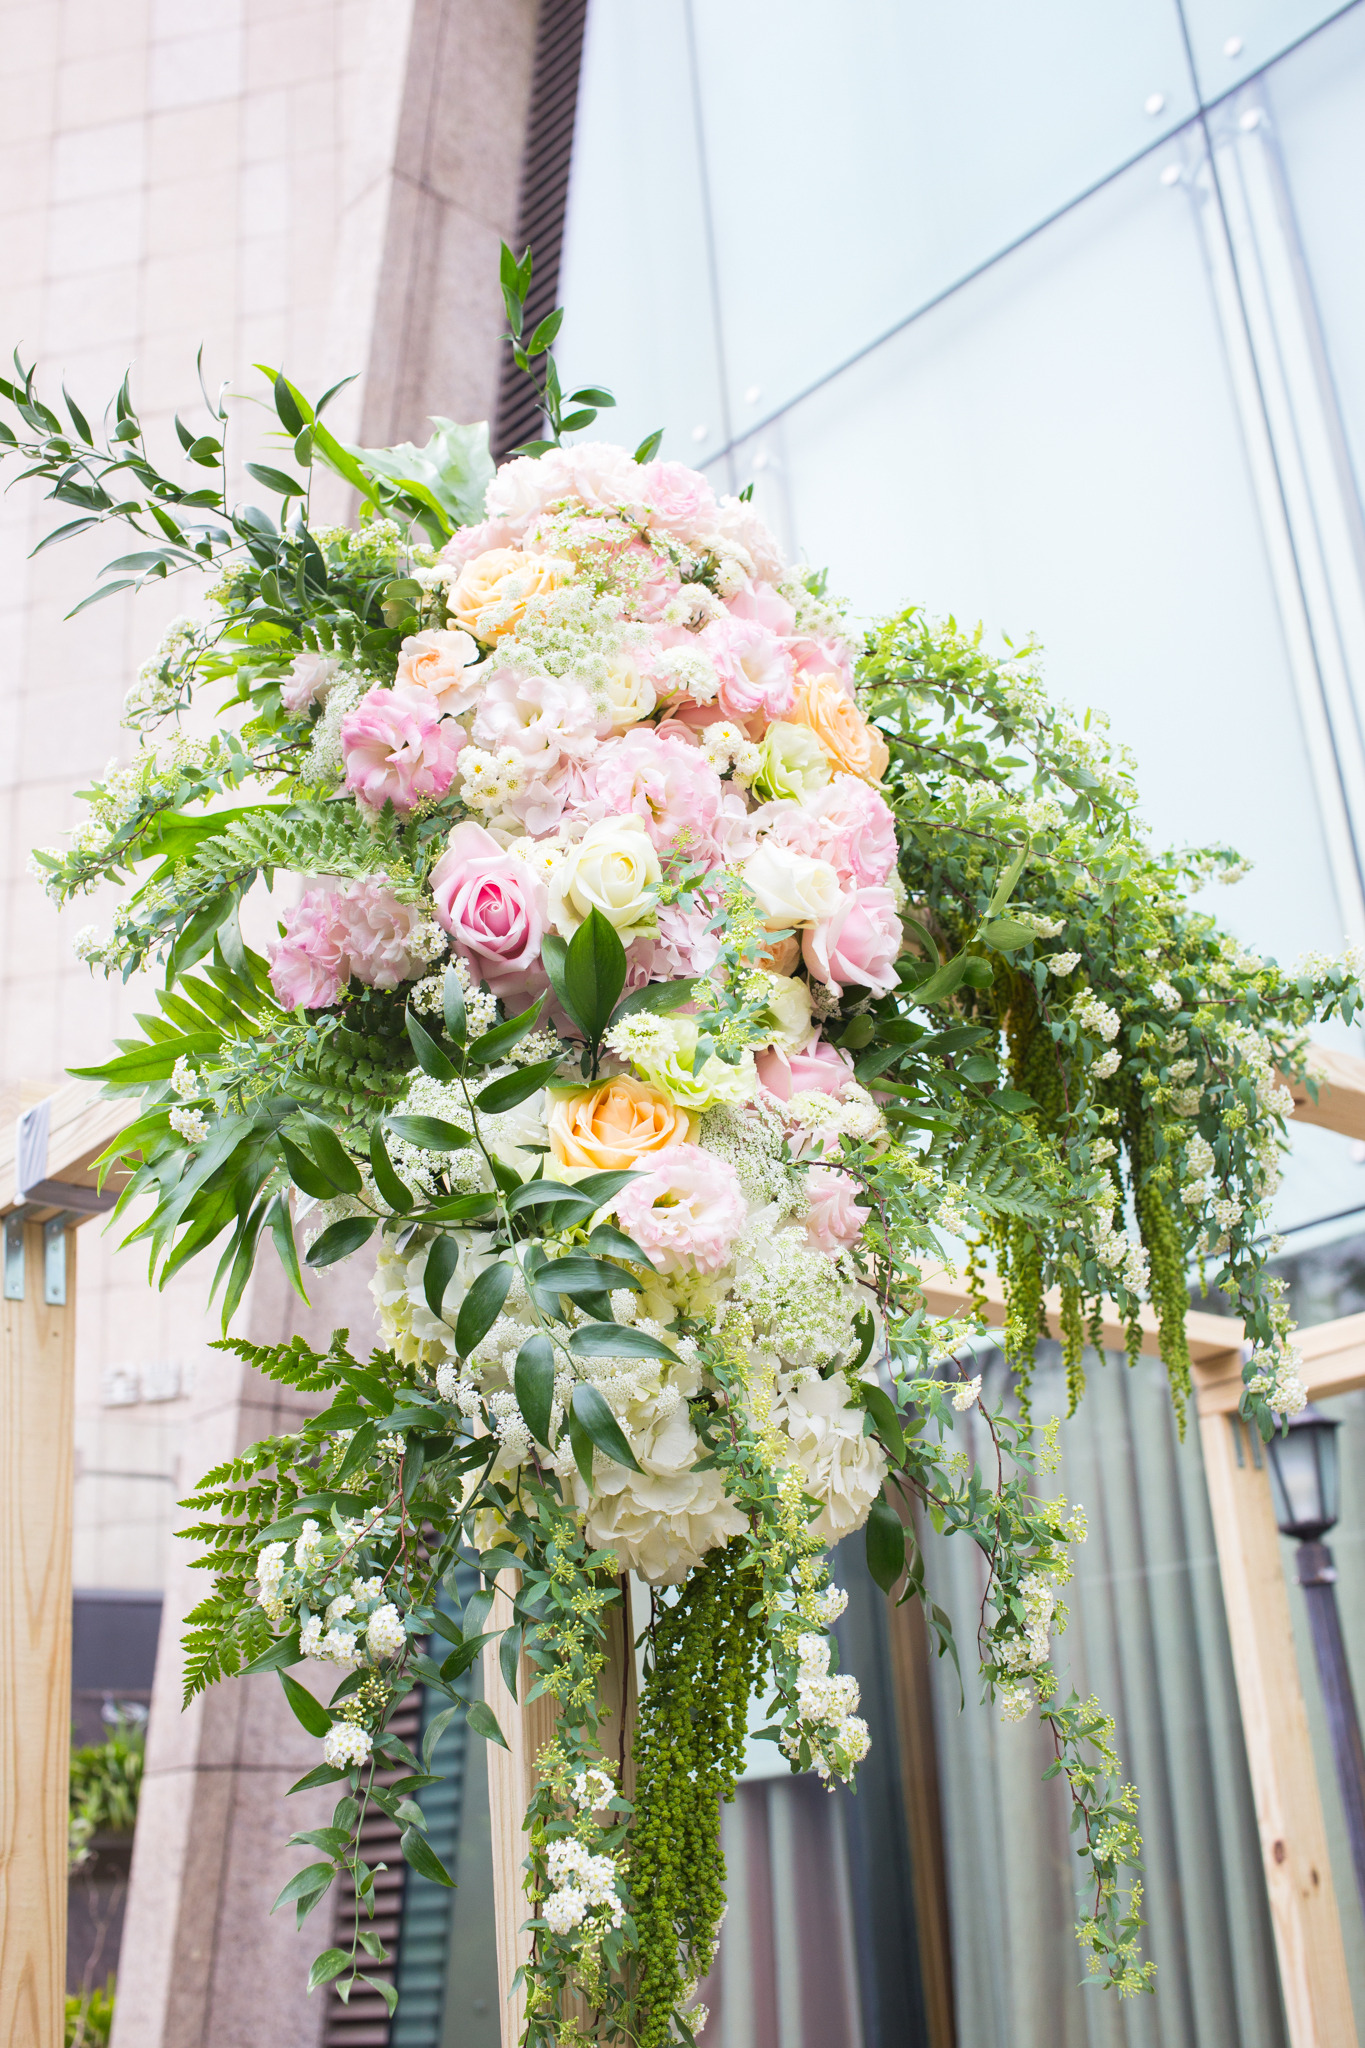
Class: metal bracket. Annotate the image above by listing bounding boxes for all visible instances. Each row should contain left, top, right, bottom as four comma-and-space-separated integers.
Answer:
4, 1213, 25, 1300
43, 1218, 68, 1306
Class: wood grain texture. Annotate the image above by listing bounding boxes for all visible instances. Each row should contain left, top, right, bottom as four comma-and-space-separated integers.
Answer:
482, 1573, 635, 2048
1196, 1387, 1358, 2048
1283, 1042, 1365, 1142
0, 1224, 76, 2048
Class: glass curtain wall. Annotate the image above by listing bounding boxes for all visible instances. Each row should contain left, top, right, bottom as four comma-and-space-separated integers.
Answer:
555, 2, 1365, 2042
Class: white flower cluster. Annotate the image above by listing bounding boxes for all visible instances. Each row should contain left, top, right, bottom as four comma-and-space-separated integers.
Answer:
254, 1516, 404, 1674
169, 1106, 209, 1144
1246, 1341, 1308, 1418
457, 744, 528, 812
542, 1836, 624, 1936
1048, 951, 1081, 976
1074, 990, 1121, 1043
1091, 1202, 1150, 1294
785, 1632, 870, 1780
122, 614, 211, 729
700, 720, 763, 782
952, 1373, 982, 1412
1151, 978, 1183, 1011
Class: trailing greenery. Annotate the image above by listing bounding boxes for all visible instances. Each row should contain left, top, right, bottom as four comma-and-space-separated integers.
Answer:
68, 1715, 145, 1870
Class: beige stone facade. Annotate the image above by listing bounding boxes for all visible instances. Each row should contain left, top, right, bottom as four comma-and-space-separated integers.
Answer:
0, 1, 536, 2036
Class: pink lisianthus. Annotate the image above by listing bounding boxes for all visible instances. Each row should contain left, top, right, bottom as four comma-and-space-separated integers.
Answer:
809, 775, 899, 887
613, 1144, 747, 1274
727, 581, 796, 637
638, 459, 718, 543
342, 682, 466, 814
714, 496, 786, 581
803, 886, 902, 998
471, 667, 599, 778
281, 650, 339, 716
438, 516, 517, 569
590, 727, 725, 859
790, 633, 856, 694
268, 881, 437, 1009
756, 1035, 855, 1101
700, 614, 796, 724
429, 819, 548, 1006
802, 1166, 871, 1254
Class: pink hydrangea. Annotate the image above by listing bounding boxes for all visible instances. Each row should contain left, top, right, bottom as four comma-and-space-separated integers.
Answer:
700, 614, 796, 724
803, 886, 903, 998
638, 459, 718, 543
591, 728, 725, 858
802, 1167, 871, 1254
438, 515, 517, 570
268, 881, 436, 1010
613, 1144, 747, 1274
790, 633, 856, 693
429, 820, 548, 1006
809, 775, 899, 887
342, 682, 466, 814
756, 1035, 855, 1101
626, 901, 724, 990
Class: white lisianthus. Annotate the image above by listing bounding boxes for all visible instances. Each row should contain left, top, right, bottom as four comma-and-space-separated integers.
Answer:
742, 842, 843, 929
548, 814, 662, 939
626, 1016, 757, 1112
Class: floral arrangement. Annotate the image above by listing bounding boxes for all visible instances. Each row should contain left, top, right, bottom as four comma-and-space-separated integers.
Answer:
9, 245, 1362, 2039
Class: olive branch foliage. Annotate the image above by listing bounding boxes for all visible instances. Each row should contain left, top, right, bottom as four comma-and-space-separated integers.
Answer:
8, 242, 1363, 2027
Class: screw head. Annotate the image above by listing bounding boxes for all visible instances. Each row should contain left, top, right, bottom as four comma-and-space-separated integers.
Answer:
1145, 91, 1166, 115
1224, 35, 1244, 57
690, 424, 709, 443
744, 384, 762, 405
1160, 163, 1182, 187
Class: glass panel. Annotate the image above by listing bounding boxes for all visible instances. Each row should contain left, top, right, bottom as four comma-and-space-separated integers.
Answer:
556, 0, 731, 472
1261, 4, 1365, 536
689, 0, 1197, 428
721, 136, 1343, 971
1181, 0, 1346, 100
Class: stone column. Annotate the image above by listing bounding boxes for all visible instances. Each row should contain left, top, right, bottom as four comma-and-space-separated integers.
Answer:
109, 5, 536, 2040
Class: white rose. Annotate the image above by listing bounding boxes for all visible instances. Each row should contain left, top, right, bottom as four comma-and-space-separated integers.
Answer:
755, 972, 814, 1053
601, 652, 658, 730
548, 814, 662, 939
743, 843, 843, 929
571, 1374, 746, 1583
775, 1372, 888, 1542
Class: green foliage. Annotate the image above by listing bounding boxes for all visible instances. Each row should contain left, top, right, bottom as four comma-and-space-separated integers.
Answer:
66, 1979, 115, 2048
68, 1716, 144, 1869
498, 242, 621, 454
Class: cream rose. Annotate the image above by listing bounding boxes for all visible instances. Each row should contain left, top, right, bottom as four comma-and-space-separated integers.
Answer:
548, 814, 662, 939
448, 547, 573, 642
742, 842, 843, 930
547, 1075, 695, 1172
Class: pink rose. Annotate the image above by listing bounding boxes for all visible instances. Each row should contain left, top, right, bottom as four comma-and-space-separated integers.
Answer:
803, 886, 902, 998
803, 1167, 871, 1254
342, 682, 465, 815
727, 581, 796, 636
590, 728, 725, 859
429, 819, 548, 1005
701, 614, 796, 725
756, 1035, 855, 1101
268, 881, 436, 1009
613, 1144, 747, 1274
810, 776, 898, 887
394, 627, 481, 714
639, 459, 718, 543
470, 667, 598, 778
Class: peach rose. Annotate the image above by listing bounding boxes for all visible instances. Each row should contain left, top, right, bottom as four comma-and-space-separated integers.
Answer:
547, 1076, 696, 1172
790, 671, 890, 784
395, 627, 481, 712
447, 547, 573, 642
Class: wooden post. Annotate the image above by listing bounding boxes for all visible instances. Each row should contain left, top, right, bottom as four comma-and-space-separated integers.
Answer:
482, 1573, 637, 2048
1194, 1353, 1359, 2048
0, 1221, 77, 2048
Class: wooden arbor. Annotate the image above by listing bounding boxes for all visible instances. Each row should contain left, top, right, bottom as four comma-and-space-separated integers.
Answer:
6, 1056, 1365, 2047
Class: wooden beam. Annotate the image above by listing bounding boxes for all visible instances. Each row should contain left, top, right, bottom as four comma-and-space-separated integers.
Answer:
0, 1222, 77, 2048
917, 1260, 1244, 1361
1192, 1354, 1359, 2048
1284, 1042, 1365, 1142
0, 1079, 129, 1218
482, 1575, 636, 2048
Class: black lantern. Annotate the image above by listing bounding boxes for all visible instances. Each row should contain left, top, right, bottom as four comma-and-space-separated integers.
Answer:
1265, 1404, 1365, 1915
1266, 1407, 1340, 1541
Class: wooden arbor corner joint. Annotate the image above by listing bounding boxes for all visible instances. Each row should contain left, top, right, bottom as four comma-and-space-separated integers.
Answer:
5, 1051, 1365, 2048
